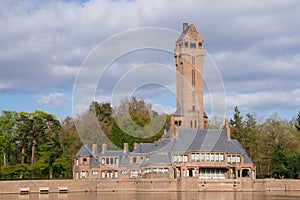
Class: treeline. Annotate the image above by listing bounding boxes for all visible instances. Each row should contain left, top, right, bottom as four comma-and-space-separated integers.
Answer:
0, 111, 82, 180
1, 99, 300, 180
229, 107, 300, 179
0, 97, 168, 180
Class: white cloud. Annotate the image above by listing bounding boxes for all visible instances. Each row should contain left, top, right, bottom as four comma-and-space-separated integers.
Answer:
1, 0, 300, 119
225, 89, 300, 112
38, 92, 69, 109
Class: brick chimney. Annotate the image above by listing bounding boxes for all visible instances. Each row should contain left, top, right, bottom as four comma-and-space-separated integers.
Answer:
92, 144, 98, 156
101, 143, 107, 154
124, 143, 128, 153
183, 23, 188, 30
225, 119, 231, 139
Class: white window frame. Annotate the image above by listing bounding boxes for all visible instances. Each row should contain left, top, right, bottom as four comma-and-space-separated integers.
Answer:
227, 156, 231, 164
220, 154, 224, 162
237, 156, 241, 163
195, 154, 200, 161
215, 154, 219, 162
191, 154, 195, 161
92, 170, 98, 176
114, 171, 118, 179
183, 155, 188, 162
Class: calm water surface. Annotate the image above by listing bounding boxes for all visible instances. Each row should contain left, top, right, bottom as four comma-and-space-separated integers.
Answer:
1, 191, 300, 200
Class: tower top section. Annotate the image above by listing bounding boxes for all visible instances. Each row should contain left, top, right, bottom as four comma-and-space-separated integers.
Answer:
176, 23, 204, 43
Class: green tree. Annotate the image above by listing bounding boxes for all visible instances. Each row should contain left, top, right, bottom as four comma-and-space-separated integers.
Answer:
0, 111, 18, 165
286, 154, 300, 179
111, 97, 169, 151
271, 145, 287, 179
230, 106, 245, 145
58, 116, 82, 162
15, 112, 33, 164
52, 157, 72, 179
295, 111, 300, 131
29, 159, 50, 179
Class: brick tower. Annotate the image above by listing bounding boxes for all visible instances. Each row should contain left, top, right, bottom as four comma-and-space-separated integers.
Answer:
171, 23, 208, 136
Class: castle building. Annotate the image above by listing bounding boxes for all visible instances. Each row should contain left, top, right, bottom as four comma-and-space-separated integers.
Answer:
73, 23, 256, 181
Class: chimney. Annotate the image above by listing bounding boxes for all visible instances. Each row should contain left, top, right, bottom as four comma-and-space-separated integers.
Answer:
134, 143, 139, 150
124, 143, 128, 153
101, 143, 107, 154
225, 119, 231, 139
183, 23, 188, 30
92, 144, 98, 156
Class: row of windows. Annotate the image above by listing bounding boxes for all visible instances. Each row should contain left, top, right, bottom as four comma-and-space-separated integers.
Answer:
178, 42, 203, 49
227, 155, 241, 164
145, 168, 169, 174
191, 153, 225, 162
173, 155, 189, 163
199, 169, 225, 179
78, 154, 241, 167
101, 171, 118, 179
101, 157, 119, 165
174, 154, 242, 164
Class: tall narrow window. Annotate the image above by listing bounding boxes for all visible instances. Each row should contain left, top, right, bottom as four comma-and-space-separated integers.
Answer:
192, 105, 195, 112
185, 42, 188, 47
190, 121, 193, 128
192, 69, 195, 86
194, 120, 197, 128
192, 56, 195, 65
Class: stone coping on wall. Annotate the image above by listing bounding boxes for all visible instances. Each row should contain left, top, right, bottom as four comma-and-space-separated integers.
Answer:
0, 179, 300, 194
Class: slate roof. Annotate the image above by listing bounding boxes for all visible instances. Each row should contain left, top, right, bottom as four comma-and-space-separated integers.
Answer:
90, 157, 100, 167
75, 128, 253, 168
98, 150, 124, 157
131, 128, 253, 165
132, 143, 155, 154
75, 144, 95, 158
176, 24, 193, 42
174, 107, 183, 116
120, 154, 130, 167
145, 152, 171, 166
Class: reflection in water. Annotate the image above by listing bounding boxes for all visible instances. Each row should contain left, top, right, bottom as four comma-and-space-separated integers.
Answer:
0, 191, 300, 200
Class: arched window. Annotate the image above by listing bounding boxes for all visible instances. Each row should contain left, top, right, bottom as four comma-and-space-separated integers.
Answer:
83, 158, 87, 165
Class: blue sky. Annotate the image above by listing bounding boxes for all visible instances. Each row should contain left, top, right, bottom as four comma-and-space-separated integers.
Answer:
1, 0, 300, 121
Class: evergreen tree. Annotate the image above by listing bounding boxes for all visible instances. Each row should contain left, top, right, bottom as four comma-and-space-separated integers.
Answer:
229, 106, 245, 145
271, 145, 287, 179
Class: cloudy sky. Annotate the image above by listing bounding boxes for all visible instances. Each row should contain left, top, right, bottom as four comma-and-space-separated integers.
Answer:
1, 0, 300, 121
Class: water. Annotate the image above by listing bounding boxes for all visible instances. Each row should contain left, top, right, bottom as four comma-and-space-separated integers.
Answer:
1, 191, 300, 200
